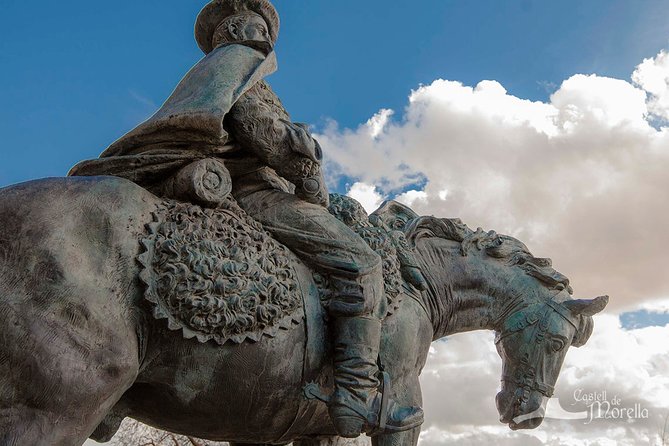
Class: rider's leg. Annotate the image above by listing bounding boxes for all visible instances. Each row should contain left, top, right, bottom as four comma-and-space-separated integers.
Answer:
234, 187, 423, 437
327, 269, 423, 438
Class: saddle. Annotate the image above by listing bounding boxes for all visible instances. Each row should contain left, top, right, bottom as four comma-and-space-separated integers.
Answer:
140, 159, 426, 345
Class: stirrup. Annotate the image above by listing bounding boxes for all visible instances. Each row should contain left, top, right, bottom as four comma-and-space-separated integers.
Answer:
304, 372, 423, 437
302, 371, 390, 423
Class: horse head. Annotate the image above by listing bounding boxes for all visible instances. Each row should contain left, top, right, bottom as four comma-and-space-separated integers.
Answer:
401, 215, 609, 431
494, 290, 608, 429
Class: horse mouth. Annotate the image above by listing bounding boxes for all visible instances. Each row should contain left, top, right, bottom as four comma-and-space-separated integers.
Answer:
498, 405, 516, 425
508, 402, 546, 430
497, 391, 546, 430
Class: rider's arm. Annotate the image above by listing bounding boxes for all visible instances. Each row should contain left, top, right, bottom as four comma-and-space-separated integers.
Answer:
225, 82, 329, 207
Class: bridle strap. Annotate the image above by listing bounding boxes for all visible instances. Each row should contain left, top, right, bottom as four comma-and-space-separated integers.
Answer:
501, 374, 555, 397
496, 296, 578, 343
497, 297, 572, 399
545, 298, 579, 329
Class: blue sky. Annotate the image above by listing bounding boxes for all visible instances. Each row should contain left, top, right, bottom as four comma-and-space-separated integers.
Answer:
1, 0, 668, 187
620, 309, 669, 329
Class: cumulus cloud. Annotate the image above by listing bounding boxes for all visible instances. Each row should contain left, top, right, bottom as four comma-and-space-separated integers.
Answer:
395, 189, 429, 208
366, 109, 395, 139
346, 182, 384, 213
633, 50, 669, 121
313, 48, 669, 446
318, 49, 669, 311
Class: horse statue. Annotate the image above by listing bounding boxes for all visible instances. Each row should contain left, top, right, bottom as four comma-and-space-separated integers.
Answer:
0, 175, 608, 446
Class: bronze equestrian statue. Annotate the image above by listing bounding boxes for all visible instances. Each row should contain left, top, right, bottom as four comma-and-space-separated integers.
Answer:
0, 1, 608, 445
70, 0, 424, 438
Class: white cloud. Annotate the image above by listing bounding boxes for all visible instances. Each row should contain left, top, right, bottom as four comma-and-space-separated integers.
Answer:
633, 50, 669, 120
346, 182, 384, 213
366, 108, 394, 139
395, 189, 428, 207
319, 49, 669, 311
551, 74, 649, 129
640, 298, 669, 313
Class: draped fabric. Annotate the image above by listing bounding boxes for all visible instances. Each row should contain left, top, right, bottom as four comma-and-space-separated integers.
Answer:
69, 42, 277, 184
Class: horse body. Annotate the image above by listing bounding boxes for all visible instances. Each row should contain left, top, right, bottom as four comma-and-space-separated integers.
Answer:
120, 276, 431, 444
0, 176, 606, 446
0, 177, 151, 445
0, 177, 432, 445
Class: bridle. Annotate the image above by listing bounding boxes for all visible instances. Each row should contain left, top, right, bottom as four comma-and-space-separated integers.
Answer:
495, 296, 579, 400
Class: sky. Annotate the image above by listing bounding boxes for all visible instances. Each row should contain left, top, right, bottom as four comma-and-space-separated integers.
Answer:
2, 1, 669, 445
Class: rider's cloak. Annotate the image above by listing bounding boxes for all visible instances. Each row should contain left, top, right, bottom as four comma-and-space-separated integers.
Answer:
69, 42, 277, 186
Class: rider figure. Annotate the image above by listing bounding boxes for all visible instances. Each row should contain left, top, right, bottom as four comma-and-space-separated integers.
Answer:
70, 0, 423, 437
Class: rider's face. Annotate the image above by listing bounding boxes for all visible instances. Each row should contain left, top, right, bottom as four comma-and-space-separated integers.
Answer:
235, 14, 271, 44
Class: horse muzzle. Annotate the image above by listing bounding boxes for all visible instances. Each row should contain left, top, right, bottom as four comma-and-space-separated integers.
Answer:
496, 388, 546, 430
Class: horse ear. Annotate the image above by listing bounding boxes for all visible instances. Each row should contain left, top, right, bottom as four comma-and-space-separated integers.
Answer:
565, 296, 609, 348
563, 295, 609, 317
370, 200, 419, 232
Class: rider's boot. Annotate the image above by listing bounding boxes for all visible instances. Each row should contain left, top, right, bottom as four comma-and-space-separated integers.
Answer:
328, 315, 424, 438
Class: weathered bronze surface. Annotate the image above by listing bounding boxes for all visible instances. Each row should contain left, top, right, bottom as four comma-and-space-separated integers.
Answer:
0, 1, 607, 445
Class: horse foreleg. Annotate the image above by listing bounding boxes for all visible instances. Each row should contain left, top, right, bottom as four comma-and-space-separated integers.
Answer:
371, 427, 421, 446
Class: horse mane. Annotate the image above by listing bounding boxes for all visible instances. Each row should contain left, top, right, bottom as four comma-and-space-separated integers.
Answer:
405, 216, 573, 295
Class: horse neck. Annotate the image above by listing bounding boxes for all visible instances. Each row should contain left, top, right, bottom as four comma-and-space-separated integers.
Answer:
416, 238, 517, 341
